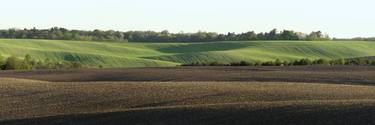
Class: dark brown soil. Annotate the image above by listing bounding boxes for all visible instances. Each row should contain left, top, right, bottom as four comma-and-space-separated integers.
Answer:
3, 102, 375, 125
1, 66, 374, 84
1, 79, 375, 125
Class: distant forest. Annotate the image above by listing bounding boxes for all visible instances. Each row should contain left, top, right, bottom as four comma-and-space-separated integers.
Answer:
0, 27, 335, 42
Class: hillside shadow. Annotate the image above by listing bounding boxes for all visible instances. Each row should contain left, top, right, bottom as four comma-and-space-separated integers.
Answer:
156, 42, 252, 53
2, 104, 375, 125
131, 92, 228, 108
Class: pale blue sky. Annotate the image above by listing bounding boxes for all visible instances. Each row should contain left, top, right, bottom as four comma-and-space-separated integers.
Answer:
1, 0, 374, 38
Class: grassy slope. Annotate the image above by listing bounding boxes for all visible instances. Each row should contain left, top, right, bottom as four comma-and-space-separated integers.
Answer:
0, 39, 375, 67
0, 39, 178, 67
149, 41, 375, 63
1, 78, 375, 125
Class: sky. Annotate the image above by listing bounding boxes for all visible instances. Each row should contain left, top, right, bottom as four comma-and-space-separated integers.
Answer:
1, 0, 374, 38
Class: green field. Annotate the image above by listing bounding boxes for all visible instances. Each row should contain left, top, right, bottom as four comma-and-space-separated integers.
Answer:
0, 39, 375, 68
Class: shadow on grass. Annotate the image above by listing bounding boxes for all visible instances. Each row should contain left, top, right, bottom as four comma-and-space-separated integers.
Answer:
156, 42, 251, 53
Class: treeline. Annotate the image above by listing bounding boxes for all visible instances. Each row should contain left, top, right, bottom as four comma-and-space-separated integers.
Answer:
0, 27, 126, 42
127, 29, 330, 42
333, 37, 375, 41
183, 58, 375, 66
0, 27, 330, 42
0, 54, 84, 70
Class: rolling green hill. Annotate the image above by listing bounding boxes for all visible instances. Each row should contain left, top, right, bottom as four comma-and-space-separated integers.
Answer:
0, 39, 375, 68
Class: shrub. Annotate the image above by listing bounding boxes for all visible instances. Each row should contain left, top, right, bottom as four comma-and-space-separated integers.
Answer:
371, 61, 375, 65
261, 61, 276, 66
313, 59, 330, 65
230, 61, 253, 66
274, 59, 283, 66
4, 56, 22, 70
331, 58, 346, 65
0, 54, 85, 70
293, 58, 312, 66
182, 58, 375, 67
0, 54, 4, 69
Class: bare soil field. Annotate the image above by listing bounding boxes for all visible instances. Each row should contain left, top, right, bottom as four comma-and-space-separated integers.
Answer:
1, 66, 375, 125
1, 78, 375, 125
0, 66, 374, 84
